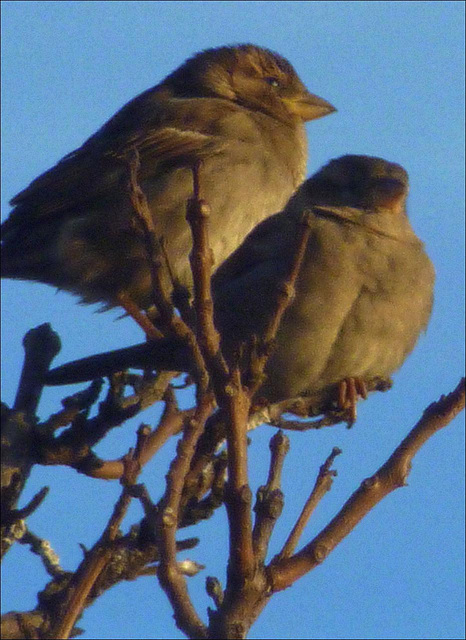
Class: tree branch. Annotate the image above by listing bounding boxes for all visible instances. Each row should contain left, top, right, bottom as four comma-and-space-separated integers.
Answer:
49, 425, 151, 639
268, 378, 465, 591
13, 324, 61, 415
252, 431, 289, 563
156, 397, 213, 639
274, 447, 341, 562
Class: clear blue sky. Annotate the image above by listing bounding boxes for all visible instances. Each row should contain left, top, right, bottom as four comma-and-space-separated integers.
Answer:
1, 2, 464, 639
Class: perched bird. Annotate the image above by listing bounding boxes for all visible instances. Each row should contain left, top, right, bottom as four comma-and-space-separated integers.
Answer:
1, 44, 334, 311
46, 155, 435, 418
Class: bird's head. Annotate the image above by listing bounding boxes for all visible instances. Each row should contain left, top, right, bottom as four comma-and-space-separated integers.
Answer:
301, 155, 410, 214
162, 44, 335, 124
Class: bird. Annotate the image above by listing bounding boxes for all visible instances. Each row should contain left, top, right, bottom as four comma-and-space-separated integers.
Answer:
1, 44, 335, 314
46, 155, 435, 420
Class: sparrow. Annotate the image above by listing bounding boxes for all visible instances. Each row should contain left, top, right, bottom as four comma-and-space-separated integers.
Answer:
1, 44, 335, 311
46, 155, 435, 417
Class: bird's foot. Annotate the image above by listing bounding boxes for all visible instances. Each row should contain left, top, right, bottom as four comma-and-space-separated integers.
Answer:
337, 377, 368, 426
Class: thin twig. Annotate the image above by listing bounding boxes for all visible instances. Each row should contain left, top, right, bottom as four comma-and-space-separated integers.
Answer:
185, 161, 229, 388
49, 425, 149, 639
35, 373, 182, 476
185, 163, 256, 584
89, 392, 192, 480
252, 431, 290, 563
7, 486, 49, 523
179, 452, 227, 527
127, 150, 210, 394
116, 292, 164, 340
19, 528, 64, 578
248, 211, 313, 397
206, 576, 224, 609
274, 447, 341, 562
127, 149, 175, 324
222, 370, 255, 582
220, 211, 314, 586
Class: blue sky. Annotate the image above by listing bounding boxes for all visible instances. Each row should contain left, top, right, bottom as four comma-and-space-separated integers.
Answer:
1, 2, 464, 639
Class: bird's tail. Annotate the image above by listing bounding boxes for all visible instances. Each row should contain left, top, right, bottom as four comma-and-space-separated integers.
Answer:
1, 217, 62, 284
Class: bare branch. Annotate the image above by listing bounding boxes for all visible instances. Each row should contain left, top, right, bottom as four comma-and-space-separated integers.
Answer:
32, 372, 182, 478
223, 378, 255, 583
274, 447, 341, 562
248, 212, 313, 397
127, 148, 175, 326
116, 292, 164, 340
252, 431, 289, 563
49, 425, 150, 639
186, 160, 229, 387
268, 378, 465, 592
8, 487, 49, 523
156, 397, 213, 639
1, 611, 48, 640
127, 150, 211, 395
89, 391, 191, 480
206, 576, 224, 609
19, 527, 64, 578
14, 324, 61, 415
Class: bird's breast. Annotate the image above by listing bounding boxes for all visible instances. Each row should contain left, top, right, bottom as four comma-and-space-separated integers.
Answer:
260, 220, 434, 402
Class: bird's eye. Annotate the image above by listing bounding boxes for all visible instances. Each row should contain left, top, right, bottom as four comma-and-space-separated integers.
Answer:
265, 77, 280, 88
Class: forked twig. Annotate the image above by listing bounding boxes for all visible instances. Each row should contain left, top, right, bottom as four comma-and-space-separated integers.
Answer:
274, 447, 341, 562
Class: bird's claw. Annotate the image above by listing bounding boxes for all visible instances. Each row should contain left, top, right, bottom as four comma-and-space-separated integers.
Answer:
338, 377, 368, 426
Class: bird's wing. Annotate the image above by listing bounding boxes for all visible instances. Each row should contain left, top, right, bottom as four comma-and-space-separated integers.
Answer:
212, 210, 299, 287
213, 207, 366, 384
5, 95, 231, 228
